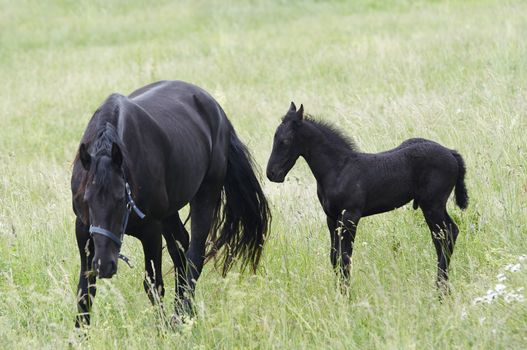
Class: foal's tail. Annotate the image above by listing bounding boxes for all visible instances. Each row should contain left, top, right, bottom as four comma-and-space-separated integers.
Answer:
207, 129, 271, 277
452, 150, 468, 210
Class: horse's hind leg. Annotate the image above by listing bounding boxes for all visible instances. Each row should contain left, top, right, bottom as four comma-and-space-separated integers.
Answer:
74, 217, 97, 327
422, 204, 459, 293
140, 221, 164, 305
161, 213, 190, 315
181, 183, 222, 316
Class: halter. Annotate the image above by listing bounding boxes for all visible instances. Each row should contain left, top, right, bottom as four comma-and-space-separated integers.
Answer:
89, 182, 145, 265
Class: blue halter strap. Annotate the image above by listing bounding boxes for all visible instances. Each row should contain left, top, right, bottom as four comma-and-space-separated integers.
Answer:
89, 182, 146, 252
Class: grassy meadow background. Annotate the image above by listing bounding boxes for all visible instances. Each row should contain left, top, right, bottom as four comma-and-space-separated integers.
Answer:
1, 0, 526, 348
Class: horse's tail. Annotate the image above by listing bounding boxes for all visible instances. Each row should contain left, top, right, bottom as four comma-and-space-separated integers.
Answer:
207, 128, 271, 277
452, 150, 468, 210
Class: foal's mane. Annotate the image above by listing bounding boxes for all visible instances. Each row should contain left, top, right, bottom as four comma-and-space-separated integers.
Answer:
304, 115, 359, 152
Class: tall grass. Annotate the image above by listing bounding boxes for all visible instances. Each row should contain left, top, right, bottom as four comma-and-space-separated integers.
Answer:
0, 0, 526, 348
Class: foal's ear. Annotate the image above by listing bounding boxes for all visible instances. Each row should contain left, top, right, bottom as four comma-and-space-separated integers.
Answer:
297, 104, 304, 120
111, 142, 123, 168
79, 143, 91, 171
289, 101, 297, 113
292, 104, 304, 127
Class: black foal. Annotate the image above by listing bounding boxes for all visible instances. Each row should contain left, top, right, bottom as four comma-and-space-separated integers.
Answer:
267, 102, 468, 292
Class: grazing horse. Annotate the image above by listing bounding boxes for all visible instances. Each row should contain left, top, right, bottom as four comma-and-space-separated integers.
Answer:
266, 102, 468, 292
71, 80, 270, 326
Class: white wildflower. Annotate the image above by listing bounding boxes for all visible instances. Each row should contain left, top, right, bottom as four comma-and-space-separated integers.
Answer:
504, 292, 525, 303
495, 284, 506, 293
473, 257, 525, 306
504, 263, 521, 272
486, 289, 498, 299
460, 307, 467, 320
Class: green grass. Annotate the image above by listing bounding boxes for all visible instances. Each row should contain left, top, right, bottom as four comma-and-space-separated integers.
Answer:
1, 0, 526, 348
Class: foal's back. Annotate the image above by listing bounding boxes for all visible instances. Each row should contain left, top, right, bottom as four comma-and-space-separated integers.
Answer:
345, 138, 459, 216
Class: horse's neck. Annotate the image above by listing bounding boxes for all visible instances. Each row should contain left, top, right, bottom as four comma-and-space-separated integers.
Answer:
301, 126, 353, 187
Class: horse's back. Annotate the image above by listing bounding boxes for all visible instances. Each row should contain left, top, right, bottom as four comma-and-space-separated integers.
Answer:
128, 81, 231, 207
129, 80, 220, 119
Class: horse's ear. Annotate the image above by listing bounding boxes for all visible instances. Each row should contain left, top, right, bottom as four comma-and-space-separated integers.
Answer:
289, 101, 297, 113
111, 142, 123, 168
297, 104, 304, 120
79, 143, 91, 171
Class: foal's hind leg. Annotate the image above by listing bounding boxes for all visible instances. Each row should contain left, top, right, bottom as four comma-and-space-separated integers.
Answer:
422, 205, 459, 293
161, 213, 190, 316
74, 217, 97, 327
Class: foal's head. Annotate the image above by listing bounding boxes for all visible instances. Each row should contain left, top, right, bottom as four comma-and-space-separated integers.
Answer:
267, 102, 305, 182
78, 129, 128, 278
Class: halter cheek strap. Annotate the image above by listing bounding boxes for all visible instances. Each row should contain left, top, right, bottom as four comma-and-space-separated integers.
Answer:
88, 182, 146, 254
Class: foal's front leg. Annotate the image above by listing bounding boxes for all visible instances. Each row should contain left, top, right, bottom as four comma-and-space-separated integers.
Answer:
327, 211, 360, 284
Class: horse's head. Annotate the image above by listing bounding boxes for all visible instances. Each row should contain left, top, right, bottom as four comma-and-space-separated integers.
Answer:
266, 102, 305, 183
79, 141, 127, 278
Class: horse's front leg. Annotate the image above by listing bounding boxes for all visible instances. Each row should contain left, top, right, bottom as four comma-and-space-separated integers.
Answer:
161, 213, 190, 318
140, 222, 165, 305
75, 217, 97, 327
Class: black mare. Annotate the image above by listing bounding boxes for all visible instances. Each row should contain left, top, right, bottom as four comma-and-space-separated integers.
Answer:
71, 80, 270, 326
267, 103, 468, 292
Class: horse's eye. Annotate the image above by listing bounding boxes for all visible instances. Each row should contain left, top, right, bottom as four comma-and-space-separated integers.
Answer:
84, 189, 92, 202
281, 139, 291, 146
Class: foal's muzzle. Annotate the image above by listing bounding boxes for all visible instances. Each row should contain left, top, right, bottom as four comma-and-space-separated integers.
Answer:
267, 168, 285, 183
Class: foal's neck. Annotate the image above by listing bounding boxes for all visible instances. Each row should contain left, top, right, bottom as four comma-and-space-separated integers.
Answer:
300, 121, 356, 186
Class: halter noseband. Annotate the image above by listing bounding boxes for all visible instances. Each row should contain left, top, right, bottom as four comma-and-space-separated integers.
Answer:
88, 182, 145, 251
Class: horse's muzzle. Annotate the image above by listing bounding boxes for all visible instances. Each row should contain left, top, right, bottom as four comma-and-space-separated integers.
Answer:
93, 258, 117, 279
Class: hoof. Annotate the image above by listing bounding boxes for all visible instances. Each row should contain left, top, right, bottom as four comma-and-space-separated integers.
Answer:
169, 313, 196, 331
437, 279, 451, 301
75, 314, 90, 328
170, 313, 183, 329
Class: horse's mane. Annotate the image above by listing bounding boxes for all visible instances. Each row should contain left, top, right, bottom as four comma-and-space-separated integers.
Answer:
88, 123, 128, 191
304, 115, 359, 152
73, 94, 131, 212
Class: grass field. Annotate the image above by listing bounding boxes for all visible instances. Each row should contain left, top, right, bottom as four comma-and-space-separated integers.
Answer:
0, 0, 526, 348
